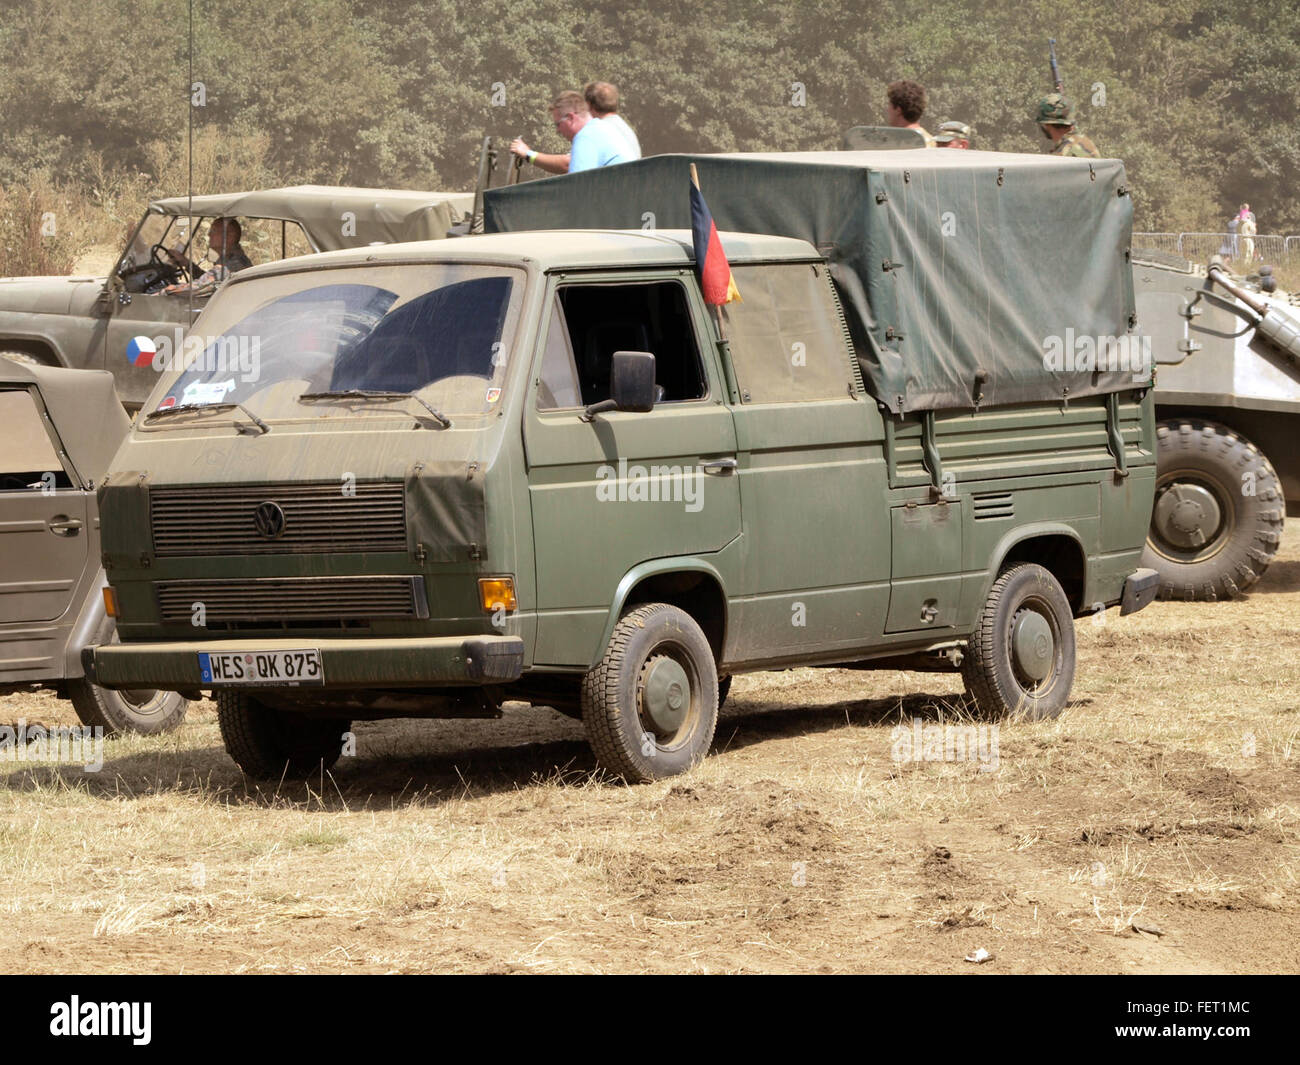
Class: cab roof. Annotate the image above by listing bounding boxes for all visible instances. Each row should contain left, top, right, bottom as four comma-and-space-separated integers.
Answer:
224, 228, 822, 284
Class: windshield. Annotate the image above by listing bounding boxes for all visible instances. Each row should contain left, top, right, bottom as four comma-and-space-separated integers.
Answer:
145, 263, 525, 423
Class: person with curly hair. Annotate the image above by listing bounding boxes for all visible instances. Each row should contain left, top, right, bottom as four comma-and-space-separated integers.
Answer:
886, 80, 936, 147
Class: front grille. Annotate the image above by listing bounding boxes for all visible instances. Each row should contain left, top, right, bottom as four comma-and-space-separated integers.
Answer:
156, 576, 426, 624
150, 482, 406, 556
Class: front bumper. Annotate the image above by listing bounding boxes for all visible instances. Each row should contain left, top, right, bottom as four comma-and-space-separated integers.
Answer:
1119, 568, 1160, 616
84, 635, 525, 691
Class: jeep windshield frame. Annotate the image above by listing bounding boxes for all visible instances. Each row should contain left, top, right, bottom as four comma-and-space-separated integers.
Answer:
139, 261, 527, 428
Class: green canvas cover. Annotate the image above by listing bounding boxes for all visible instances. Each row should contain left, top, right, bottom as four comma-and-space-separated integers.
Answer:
483, 151, 1139, 413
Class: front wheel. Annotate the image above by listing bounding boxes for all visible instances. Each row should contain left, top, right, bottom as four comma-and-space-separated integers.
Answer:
581, 604, 719, 782
217, 691, 350, 780
962, 563, 1076, 721
68, 680, 189, 735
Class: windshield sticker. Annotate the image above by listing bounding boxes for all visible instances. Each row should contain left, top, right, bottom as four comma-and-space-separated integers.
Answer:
180, 378, 237, 406
485, 387, 502, 405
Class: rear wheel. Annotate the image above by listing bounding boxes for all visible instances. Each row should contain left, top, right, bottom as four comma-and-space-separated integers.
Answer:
581, 603, 719, 782
962, 563, 1076, 721
68, 680, 189, 735
217, 690, 350, 780
1142, 419, 1284, 600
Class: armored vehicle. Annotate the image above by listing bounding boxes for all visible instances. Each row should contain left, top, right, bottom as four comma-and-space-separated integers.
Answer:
0, 186, 472, 408
0, 361, 189, 733
1133, 249, 1300, 599
86, 150, 1158, 782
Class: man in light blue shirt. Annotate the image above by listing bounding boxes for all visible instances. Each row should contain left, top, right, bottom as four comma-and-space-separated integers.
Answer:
510, 90, 629, 174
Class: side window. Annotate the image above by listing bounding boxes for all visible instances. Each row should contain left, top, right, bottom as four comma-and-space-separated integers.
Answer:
542, 280, 706, 408
240, 218, 314, 264
537, 299, 583, 411
0, 389, 72, 492
721, 263, 857, 403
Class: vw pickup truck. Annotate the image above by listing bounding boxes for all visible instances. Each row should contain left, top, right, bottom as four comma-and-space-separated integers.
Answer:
87, 150, 1159, 781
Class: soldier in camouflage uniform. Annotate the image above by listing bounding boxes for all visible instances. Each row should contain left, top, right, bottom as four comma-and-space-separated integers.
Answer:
1035, 93, 1100, 158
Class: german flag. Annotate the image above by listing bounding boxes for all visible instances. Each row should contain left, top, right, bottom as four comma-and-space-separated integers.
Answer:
689, 164, 741, 306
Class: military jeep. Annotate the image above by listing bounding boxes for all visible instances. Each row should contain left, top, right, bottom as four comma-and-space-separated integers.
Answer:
0, 186, 472, 408
0, 361, 189, 733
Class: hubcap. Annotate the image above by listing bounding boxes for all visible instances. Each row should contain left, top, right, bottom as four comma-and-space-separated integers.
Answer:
640, 655, 690, 735
1011, 609, 1054, 683
118, 688, 170, 718
1153, 481, 1223, 551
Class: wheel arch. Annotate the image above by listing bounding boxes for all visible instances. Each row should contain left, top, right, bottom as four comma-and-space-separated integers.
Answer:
598, 558, 729, 669
984, 524, 1089, 615
0, 334, 66, 366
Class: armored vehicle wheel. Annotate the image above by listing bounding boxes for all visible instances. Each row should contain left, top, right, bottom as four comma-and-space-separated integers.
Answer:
962, 563, 1076, 721
217, 690, 350, 780
68, 680, 189, 736
1141, 420, 1284, 600
581, 603, 719, 782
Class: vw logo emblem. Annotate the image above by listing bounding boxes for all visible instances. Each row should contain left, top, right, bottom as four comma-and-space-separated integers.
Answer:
253, 501, 286, 540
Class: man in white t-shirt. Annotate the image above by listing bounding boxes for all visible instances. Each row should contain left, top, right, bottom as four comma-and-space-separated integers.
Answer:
585, 80, 641, 160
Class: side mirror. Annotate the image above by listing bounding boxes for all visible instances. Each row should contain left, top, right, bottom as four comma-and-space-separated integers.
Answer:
582, 350, 657, 421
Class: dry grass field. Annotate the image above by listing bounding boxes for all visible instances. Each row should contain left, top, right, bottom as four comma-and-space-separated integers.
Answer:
2, 528, 1298, 974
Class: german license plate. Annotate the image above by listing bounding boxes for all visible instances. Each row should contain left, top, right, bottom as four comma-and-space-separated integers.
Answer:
198, 649, 323, 686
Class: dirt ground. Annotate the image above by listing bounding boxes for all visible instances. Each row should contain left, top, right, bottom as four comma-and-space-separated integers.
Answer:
2, 529, 1298, 974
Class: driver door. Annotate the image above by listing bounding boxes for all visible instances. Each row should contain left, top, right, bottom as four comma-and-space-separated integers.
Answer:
99, 212, 209, 404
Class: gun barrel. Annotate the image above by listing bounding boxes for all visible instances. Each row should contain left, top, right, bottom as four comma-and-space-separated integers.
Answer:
1207, 260, 1267, 318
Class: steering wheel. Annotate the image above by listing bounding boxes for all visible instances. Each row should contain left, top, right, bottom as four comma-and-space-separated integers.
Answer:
149, 242, 190, 283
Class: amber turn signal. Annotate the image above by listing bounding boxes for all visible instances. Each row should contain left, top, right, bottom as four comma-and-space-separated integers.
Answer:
478, 577, 517, 613
102, 586, 119, 618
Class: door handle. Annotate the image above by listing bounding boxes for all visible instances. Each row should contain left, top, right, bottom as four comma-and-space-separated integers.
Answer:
47, 516, 83, 536
701, 457, 738, 475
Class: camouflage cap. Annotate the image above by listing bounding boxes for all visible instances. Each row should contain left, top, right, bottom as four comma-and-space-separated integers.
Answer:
933, 120, 973, 143
1035, 93, 1074, 126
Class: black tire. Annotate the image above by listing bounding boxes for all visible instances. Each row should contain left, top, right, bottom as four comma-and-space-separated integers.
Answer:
216, 690, 350, 780
68, 679, 189, 736
581, 603, 719, 782
1142, 419, 1284, 600
962, 563, 1076, 721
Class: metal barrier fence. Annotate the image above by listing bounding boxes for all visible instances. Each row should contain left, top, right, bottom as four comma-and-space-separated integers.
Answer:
1133, 232, 1289, 265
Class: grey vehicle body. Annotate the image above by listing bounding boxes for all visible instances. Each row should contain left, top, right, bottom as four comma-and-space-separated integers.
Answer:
0, 361, 188, 733
1134, 249, 1300, 598
0, 186, 472, 408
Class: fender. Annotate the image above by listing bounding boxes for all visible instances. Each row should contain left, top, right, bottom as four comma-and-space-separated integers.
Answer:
595, 555, 732, 667
0, 328, 68, 366
61, 568, 113, 679
976, 521, 1089, 612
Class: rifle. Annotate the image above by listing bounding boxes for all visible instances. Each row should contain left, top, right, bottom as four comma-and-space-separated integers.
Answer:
1049, 38, 1064, 94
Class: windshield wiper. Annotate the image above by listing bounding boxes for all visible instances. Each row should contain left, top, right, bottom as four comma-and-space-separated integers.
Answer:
143, 401, 270, 435
297, 389, 452, 429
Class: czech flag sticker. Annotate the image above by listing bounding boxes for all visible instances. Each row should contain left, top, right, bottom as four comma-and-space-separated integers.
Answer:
126, 335, 157, 367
